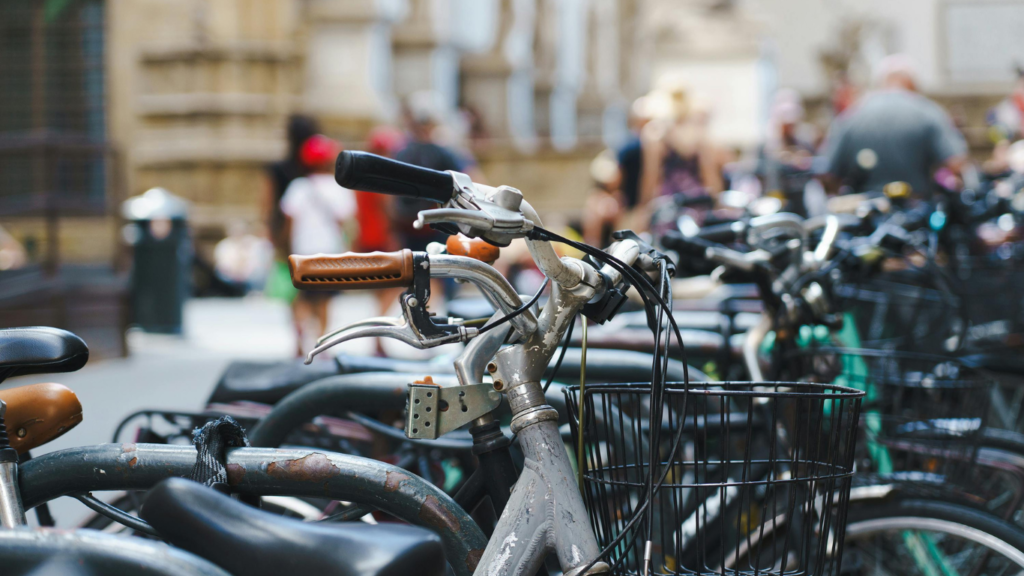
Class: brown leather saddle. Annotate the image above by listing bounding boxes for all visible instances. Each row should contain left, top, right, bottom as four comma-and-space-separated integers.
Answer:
0, 327, 88, 453
0, 383, 82, 454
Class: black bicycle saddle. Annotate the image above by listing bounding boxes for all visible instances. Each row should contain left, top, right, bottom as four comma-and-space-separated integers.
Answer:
141, 478, 447, 576
0, 327, 89, 380
207, 355, 456, 405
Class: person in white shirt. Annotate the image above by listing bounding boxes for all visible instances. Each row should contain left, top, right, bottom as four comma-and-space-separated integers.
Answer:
280, 135, 357, 356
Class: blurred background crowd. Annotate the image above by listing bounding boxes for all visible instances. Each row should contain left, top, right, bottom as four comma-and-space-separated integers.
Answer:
3, 0, 1024, 359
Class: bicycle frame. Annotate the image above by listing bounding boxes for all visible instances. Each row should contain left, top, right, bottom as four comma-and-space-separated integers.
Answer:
471, 257, 623, 575
19, 444, 487, 576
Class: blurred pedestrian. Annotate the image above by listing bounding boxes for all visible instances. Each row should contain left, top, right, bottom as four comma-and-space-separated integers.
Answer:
823, 54, 967, 196
262, 115, 320, 304
355, 126, 405, 253
0, 226, 26, 271
830, 71, 858, 117
988, 67, 1024, 144
582, 149, 624, 247
984, 68, 1024, 176
638, 84, 729, 223
391, 91, 486, 313
760, 89, 819, 214
617, 96, 653, 217
280, 135, 357, 357
214, 221, 272, 293
357, 126, 407, 353
393, 90, 482, 251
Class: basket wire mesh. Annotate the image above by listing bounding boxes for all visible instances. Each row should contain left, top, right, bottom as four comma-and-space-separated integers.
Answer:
951, 251, 1024, 351
783, 347, 993, 490
565, 381, 864, 576
832, 277, 964, 354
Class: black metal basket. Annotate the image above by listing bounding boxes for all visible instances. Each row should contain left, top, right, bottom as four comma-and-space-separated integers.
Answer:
950, 251, 1024, 351
832, 277, 965, 353
565, 381, 864, 576
783, 347, 993, 488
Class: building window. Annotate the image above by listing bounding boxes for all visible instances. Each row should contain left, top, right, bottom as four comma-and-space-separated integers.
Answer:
0, 0, 109, 215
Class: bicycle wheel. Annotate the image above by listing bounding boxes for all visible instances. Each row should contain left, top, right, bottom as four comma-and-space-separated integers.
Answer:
843, 497, 1024, 575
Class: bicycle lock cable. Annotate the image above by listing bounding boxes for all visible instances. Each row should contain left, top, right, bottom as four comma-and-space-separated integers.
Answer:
528, 227, 693, 572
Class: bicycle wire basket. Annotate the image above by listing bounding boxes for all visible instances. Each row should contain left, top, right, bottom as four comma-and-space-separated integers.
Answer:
565, 381, 864, 576
783, 346, 994, 490
831, 276, 965, 354
950, 249, 1024, 351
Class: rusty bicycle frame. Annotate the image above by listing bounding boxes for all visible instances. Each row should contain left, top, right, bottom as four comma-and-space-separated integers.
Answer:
19, 444, 488, 576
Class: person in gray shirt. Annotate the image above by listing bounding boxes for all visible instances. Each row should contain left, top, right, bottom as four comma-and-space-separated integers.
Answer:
823, 54, 967, 196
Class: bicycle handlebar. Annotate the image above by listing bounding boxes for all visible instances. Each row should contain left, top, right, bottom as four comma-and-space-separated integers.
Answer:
289, 250, 416, 290
661, 232, 717, 257
335, 151, 455, 204
696, 221, 745, 243
662, 231, 762, 272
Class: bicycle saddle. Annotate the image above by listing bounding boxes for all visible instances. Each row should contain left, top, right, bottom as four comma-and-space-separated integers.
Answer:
0, 527, 228, 576
208, 356, 455, 405
141, 478, 447, 576
0, 327, 88, 381
0, 382, 82, 454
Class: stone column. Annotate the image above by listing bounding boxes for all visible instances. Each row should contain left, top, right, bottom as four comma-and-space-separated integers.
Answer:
578, 0, 628, 146
460, 0, 538, 150
302, 0, 408, 137
391, 0, 460, 114
545, 0, 588, 151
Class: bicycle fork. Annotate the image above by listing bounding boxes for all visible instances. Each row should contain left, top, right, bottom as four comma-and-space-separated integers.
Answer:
474, 379, 609, 576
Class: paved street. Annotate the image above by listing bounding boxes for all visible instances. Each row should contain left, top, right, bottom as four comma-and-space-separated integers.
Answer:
6, 294, 378, 526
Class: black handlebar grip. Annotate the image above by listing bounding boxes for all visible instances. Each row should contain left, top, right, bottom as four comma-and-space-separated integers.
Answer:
661, 232, 717, 257
335, 151, 455, 204
696, 222, 744, 243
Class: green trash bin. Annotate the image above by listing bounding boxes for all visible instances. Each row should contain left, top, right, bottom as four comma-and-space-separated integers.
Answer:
121, 188, 191, 334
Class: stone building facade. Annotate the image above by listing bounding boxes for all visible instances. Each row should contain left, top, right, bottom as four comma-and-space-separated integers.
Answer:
4, 0, 659, 264
3, 0, 1019, 266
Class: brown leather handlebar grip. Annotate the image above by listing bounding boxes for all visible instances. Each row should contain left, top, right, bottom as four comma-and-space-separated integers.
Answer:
289, 249, 416, 290
0, 382, 83, 454
446, 234, 500, 264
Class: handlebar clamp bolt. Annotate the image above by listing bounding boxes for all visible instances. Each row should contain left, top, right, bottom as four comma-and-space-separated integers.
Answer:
493, 186, 523, 212
493, 380, 504, 391
486, 362, 498, 374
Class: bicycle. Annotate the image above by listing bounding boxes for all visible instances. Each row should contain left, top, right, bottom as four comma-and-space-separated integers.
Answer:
5, 152, 866, 576
664, 211, 1024, 573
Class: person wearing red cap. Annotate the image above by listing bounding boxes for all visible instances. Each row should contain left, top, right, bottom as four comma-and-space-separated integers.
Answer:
355, 126, 405, 253
280, 134, 356, 357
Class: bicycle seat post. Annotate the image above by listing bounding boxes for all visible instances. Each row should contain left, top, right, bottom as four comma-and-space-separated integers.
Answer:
0, 400, 28, 527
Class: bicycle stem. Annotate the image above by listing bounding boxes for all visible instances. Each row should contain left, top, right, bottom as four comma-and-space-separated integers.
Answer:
521, 200, 584, 289
471, 241, 640, 576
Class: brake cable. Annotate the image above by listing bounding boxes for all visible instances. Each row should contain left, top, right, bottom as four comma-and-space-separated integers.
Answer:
528, 227, 695, 572
577, 316, 587, 493
479, 277, 549, 334
74, 493, 161, 536
541, 319, 575, 394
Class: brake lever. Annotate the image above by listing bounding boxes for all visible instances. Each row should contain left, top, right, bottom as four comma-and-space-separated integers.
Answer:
305, 319, 477, 364
316, 317, 403, 347
306, 251, 481, 363
415, 172, 535, 246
